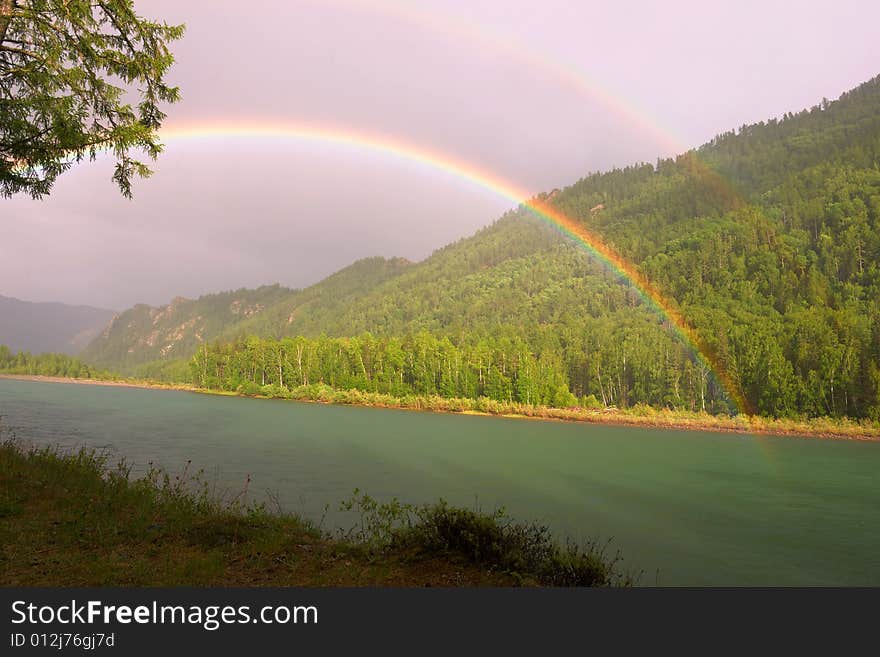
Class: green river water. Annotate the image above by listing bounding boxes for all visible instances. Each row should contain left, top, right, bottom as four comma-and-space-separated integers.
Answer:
2, 378, 878, 585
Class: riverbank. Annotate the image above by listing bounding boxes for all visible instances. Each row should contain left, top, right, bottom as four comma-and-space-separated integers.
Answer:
2, 373, 878, 441
0, 438, 628, 586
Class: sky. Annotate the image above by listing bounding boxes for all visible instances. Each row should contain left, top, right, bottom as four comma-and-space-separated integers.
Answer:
4, 0, 879, 310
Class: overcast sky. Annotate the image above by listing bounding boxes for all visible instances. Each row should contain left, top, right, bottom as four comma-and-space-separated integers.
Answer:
4, 0, 878, 309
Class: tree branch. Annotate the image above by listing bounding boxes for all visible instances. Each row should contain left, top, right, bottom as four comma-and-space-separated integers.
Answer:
0, 0, 14, 46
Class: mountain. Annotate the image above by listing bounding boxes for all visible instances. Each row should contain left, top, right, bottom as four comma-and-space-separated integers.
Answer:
0, 294, 115, 355
82, 75, 880, 419
80, 256, 412, 370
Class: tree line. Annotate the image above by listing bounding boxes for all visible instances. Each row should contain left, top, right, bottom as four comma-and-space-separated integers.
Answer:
189, 331, 731, 413
0, 346, 105, 379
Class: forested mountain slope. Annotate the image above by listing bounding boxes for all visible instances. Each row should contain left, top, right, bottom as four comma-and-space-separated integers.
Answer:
84, 75, 880, 419
80, 257, 412, 369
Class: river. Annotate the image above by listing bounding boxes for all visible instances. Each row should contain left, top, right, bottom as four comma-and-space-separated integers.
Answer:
2, 378, 878, 585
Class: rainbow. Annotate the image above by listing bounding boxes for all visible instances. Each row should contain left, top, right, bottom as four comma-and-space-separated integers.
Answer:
323, 0, 682, 155
159, 121, 748, 413
317, 1, 746, 211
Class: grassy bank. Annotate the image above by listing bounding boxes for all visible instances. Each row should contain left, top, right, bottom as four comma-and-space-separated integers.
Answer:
3, 373, 879, 441
0, 437, 632, 587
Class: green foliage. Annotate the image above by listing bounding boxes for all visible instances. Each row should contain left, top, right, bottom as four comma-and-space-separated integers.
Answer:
80, 284, 296, 369
188, 331, 683, 410
1, 428, 628, 586
0, 344, 112, 378
81, 75, 880, 419
338, 487, 414, 547
132, 357, 191, 382
0, 0, 183, 197
0, 439, 223, 550
339, 490, 634, 586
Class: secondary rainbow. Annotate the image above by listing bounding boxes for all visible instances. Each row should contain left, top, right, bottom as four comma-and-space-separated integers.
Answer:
160, 121, 749, 414
319, 0, 681, 152
319, 0, 746, 209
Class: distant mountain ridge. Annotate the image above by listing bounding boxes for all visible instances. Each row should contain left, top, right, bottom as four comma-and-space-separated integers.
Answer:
0, 295, 115, 355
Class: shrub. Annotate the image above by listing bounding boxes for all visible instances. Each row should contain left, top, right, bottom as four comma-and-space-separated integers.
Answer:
552, 385, 578, 409
238, 381, 262, 396
339, 491, 635, 586
580, 394, 603, 410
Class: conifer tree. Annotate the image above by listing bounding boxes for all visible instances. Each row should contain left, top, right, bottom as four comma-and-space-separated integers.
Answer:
0, 0, 183, 198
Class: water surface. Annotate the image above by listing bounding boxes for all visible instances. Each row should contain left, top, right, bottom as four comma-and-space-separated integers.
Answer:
2, 378, 878, 585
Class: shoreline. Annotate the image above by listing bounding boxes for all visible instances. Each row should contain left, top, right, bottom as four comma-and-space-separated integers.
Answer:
1, 439, 629, 587
2, 373, 879, 442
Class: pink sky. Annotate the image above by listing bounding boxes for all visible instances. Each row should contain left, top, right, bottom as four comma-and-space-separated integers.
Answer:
5, 0, 878, 309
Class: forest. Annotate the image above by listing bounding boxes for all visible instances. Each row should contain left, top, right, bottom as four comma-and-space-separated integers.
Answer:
74, 75, 880, 420
0, 346, 106, 379
187, 331, 721, 412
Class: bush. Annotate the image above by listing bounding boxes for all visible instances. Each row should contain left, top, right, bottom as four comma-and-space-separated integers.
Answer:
552, 385, 578, 409
580, 394, 603, 410
238, 381, 262, 396
339, 491, 635, 586
260, 384, 286, 398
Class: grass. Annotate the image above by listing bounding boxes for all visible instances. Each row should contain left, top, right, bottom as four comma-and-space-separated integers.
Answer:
268, 386, 880, 440
0, 434, 634, 587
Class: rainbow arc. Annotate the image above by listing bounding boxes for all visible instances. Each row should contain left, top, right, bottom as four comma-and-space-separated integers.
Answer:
160, 122, 749, 414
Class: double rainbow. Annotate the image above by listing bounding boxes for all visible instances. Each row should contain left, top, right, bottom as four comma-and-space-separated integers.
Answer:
160, 122, 748, 414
